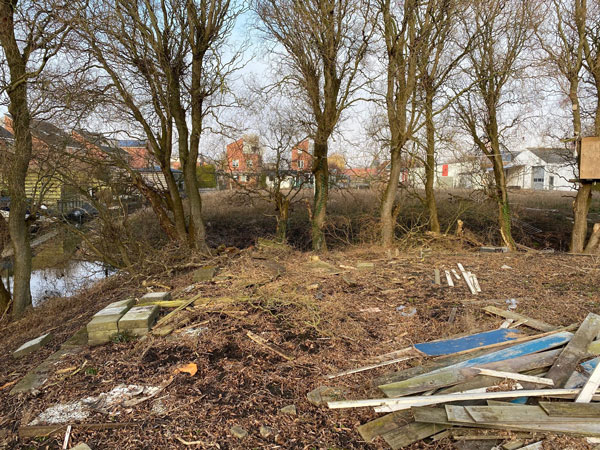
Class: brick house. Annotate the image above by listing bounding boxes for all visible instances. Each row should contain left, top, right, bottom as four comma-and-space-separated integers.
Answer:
291, 139, 313, 172
225, 135, 263, 188
118, 140, 152, 169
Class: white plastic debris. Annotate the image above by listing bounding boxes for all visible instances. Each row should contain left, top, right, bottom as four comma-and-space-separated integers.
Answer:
396, 305, 417, 317
506, 298, 518, 310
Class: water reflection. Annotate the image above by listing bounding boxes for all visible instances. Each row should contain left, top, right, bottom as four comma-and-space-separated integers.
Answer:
3, 261, 113, 307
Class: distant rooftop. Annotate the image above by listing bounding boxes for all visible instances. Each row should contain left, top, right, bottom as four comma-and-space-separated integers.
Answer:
523, 147, 575, 165
118, 140, 146, 148
0, 126, 13, 140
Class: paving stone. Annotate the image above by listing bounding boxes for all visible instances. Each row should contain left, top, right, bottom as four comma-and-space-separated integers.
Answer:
306, 386, 348, 406
106, 298, 136, 309
280, 404, 297, 415
260, 425, 276, 438
193, 266, 216, 282
118, 305, 159, 331
141, 292, 171, 302
230, 426, 248, 439
13, 333, 53, 359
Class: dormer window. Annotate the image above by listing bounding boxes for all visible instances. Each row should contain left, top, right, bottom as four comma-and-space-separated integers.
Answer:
232, 159, 239, 168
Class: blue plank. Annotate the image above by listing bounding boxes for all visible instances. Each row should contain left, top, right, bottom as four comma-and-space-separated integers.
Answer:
414, 329, 522, 356
582, 356, 600, 374
428, 331, 573, 375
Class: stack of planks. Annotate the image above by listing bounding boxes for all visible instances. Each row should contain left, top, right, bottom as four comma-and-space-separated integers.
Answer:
327, 310, 600, 449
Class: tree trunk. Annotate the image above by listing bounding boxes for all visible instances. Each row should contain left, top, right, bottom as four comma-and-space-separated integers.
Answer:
571, 183, 592, 253
424, 86, 440, 233
311, 141, 329, 252
491, 152, 516, 251
276, 197, 289, 243
380, 149, 402, 247
584, 223, 600, 254
0, 14, 34, 318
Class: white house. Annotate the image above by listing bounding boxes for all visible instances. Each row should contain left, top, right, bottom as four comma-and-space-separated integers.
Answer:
506, 148, 577, 191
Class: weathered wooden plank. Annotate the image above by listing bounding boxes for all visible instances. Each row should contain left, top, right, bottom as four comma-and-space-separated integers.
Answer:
474, 368, 554, 386
434, 269, 441, 285
414, 329, 521, 357
445, 270, 455, 287
483, 306, 557, 332
327, 356, 412, 379
356, 410, 412, 442
329, 388, 585, 411
578, 359, 600, 402
458, 263, 477, 295
465, 405, 600, 424
137, 300, 187, 308
438, 406, 600, 437
546, 313, 600, 387
373, 326, 572, 387
379, 368, 480, 397
539, 401, 600, 417
390, 350, 560, 397
382, 421, 449, 449
426, 332, 573, 375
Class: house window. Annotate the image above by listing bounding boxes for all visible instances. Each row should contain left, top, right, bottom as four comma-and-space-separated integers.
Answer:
232, 159, 239, 168
298, 160, 304, 169
247, 159, 253, 168
239, 174, 247, 182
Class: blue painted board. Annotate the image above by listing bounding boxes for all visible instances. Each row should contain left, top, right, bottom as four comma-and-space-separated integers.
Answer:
582, 356, 600, 374
428, 331, 574, 375
414, 329, 521, 356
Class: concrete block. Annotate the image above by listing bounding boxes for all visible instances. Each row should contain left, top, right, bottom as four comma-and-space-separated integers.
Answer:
118, 305, 159, 331
87, 300, 134, 333
72, 443, 92, 450
141, 292, 171, 302
123, 327, 151, 337
13, 333, 53, 358
356, 262, 375, 270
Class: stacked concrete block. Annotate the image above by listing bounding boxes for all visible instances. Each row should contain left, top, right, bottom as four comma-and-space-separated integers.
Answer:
87, 299, 135, 345
118, 305, 159, 337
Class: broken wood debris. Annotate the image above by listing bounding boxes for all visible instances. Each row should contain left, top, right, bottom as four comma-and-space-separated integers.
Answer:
246, 331, 295, 361
326, 308, 600, 449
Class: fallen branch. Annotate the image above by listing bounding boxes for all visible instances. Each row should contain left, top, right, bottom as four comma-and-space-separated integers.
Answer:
247, 331, 295, 361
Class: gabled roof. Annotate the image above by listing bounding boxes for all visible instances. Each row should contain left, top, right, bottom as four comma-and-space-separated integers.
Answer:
523, 147, 575, 164
118, 140, 147, 148
0, 126, 13, 140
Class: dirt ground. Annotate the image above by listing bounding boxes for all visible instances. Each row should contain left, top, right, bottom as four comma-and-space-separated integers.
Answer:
1, 242, 599, 449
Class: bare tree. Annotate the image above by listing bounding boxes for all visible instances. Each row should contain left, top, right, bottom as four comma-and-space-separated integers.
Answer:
254, 0, 373, 251
377, 0, 428, 247
0, 0, 69, 318
70, 0, 243, 252
573, 0, 600, 253
414, 0, 472, 234
453, 0, 537, 251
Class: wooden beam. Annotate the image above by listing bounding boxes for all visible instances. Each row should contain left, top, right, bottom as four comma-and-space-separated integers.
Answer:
457, 263, 477, 295
577, 359, 600, 402
326, 356, 412, 379
546, 313, 600, 387
445, 270, 454, 287
379, 368, 480, 397
137, 300, 187, 308
434, 269, 441, 285
328, 388, 587, 411
246, 331, 294, 361
483, 306, 557, 332
382, 421, 449, 450
356, 411, 412, 442
540, 401, 600, 417
474, 368, 554, 386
